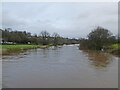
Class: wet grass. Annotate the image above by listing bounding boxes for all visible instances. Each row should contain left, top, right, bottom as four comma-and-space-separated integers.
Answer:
109, 44, 120, 57
1, 44, 43, 49
0, 44, 49, 55
111, 44, 120, 50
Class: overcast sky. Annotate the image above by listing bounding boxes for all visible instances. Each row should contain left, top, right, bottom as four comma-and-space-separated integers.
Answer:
1, 2, 118, 38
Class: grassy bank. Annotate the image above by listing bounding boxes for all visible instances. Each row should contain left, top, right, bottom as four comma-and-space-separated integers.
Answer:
111, 44, 120, 50
0, 44, 50, 55
108, 44, 120, 57
79, 43, 120, 57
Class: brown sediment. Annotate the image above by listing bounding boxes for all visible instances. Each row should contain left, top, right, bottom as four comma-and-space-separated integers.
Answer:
79, 45, 120, 57
38, 45, 49, 49
0, 49, 2, 55
1, 48, 23, 55
109, 49, 120, 57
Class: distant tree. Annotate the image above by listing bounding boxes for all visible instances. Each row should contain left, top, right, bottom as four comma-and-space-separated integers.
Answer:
118, 35, 120, 43
52, 32, 60, 46
87, 26, 113, 50
1, 28, 79, 45
30, 37, 39, 45
0, 29, 2, 39
79, 38, 90, 50
40, 31, 50, 45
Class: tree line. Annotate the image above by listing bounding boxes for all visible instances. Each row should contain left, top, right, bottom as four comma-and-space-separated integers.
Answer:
0, 28, 79, 45
79, 26, 119, 50
1, 26, 119, 50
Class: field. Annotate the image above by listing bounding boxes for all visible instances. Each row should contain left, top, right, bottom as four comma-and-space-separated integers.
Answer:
1, 44, 44, 49
0, 44, 49, 55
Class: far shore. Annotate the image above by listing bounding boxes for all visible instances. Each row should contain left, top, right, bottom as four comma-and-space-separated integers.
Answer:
79, 43, 120, 57
0, 44, 50, 55
0, 44, 120, 57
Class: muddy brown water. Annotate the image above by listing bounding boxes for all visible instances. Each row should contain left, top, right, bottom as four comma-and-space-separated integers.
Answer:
2, 44, 118, 88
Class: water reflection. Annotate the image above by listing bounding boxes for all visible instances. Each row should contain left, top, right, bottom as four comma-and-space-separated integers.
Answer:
2, 45, 118, 88
83, 50, 113, 69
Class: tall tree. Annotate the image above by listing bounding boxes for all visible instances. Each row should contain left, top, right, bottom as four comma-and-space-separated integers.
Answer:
87, 26, 113, 50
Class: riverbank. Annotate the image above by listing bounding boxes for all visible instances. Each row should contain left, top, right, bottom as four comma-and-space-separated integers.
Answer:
0, 44, 50, 55
107, 44, 120, 57
79, 43, 120, 57
2, 44, 118, 88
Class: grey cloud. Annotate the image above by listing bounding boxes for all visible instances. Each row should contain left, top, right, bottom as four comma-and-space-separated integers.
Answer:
2, 2, 118, 38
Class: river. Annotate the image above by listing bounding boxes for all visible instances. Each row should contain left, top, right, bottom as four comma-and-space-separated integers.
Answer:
2, 44, 118, 88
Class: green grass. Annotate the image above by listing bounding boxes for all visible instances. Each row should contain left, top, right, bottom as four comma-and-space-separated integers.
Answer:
0, 44, 49, 55
108, 44, 120, 57
111, 44, 120, 50
1, 44, 42, 49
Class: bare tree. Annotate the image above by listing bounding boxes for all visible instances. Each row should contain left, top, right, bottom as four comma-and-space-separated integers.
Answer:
52, 32, 60, 46
40, 31, 50, 45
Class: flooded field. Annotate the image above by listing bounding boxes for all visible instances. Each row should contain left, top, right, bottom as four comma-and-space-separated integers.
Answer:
2, 44, 118, 88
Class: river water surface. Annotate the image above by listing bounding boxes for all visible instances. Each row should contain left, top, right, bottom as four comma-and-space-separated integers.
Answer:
2, 44, 118, 88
